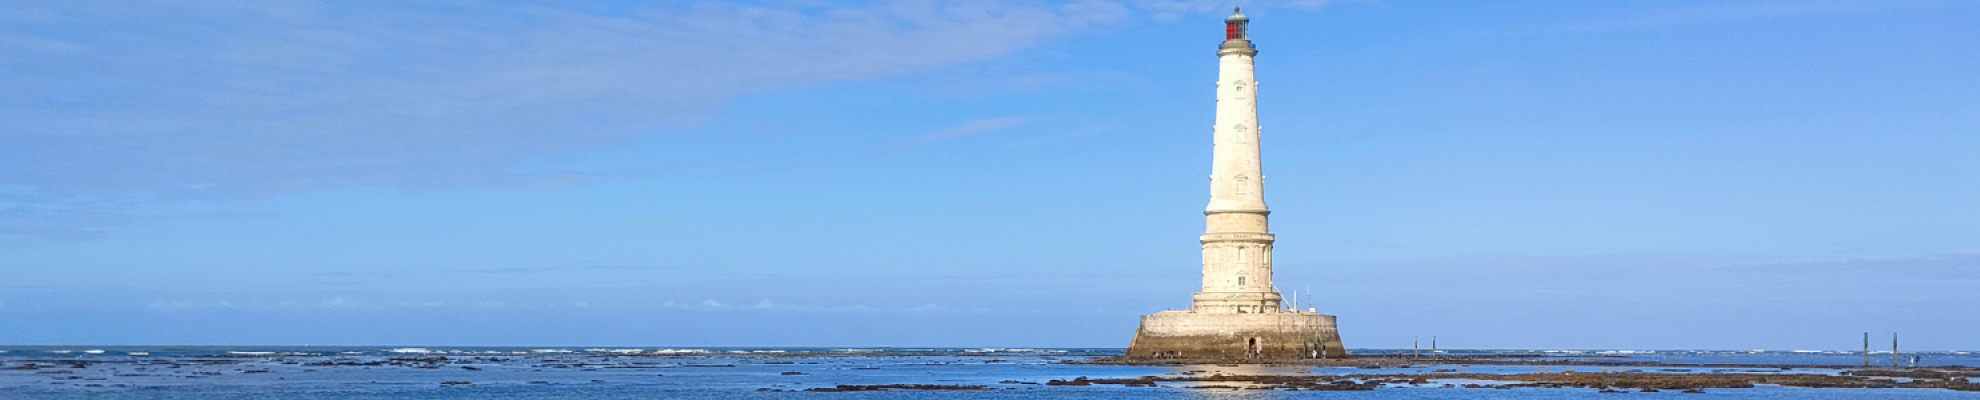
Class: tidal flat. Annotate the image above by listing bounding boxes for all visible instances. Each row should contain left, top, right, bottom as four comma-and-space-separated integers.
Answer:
4, 346, 1979, 399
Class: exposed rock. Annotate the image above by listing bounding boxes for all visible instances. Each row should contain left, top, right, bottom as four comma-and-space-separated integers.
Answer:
804, 384, 986, 392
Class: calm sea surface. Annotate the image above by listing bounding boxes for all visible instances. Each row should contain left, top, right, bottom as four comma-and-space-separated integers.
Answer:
4, 346, 1976, 399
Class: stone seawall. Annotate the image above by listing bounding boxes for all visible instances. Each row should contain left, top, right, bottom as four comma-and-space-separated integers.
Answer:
1125, 311, 1346, 360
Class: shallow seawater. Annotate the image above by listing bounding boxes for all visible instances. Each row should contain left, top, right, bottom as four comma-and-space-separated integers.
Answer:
3, 347, 1977, 399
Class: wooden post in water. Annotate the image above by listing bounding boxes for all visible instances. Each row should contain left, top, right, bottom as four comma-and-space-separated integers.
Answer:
1892, 332, 1900, 369
1431, 336, 1437, 358
1863, 332, 1870, 367
1413, 336, 1419, 359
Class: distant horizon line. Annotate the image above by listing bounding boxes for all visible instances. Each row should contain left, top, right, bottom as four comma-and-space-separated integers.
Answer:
1, 345, 1971, 353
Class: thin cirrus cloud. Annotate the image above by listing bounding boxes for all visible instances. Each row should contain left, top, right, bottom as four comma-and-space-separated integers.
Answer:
307, 264, 667, 279
913, 116, 1033, 142
2, 2, 1091, 176
758, 115, 1035, 172
0, 0, 1355, 239
9, 0, 1343, 238
1554, 0, 1939, 32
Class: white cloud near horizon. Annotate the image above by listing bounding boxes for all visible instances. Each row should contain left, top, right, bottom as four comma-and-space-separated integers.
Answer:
6, 250, 1973, 348
139, 296, 955, 314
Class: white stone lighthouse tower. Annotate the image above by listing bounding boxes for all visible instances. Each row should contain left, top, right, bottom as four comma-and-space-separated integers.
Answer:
1125, 8, 1346, 361
1194, 7, 1280, 315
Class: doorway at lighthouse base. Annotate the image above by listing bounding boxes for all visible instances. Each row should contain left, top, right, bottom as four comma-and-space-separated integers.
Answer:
1125, 310, 1347, 361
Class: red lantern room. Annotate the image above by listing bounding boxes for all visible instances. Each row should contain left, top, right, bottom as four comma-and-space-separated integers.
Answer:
1224, 7, 1248, 40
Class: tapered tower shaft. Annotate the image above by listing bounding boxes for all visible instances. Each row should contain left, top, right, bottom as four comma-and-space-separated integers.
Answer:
1123, 9, 1346, 361
1192, 8, 1282, 314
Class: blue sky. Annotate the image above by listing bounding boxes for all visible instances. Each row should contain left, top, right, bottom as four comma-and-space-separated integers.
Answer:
2, 0, 1976, 350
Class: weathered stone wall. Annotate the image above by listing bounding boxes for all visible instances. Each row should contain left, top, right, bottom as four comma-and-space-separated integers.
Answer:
1204, 211, 1268, 232
1125, 311, 1346, 360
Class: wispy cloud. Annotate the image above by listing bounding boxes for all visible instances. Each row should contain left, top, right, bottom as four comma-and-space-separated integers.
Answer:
0, 1, 1095, 237
763, 116, 1032, 171
911, 116, 1032, 143
0, 0, 1346, 237
1295, 251, 1980, 305
1558, 0, 1917, 32
308, 264, 668, 279
660, 299, 941, 312
1001, 124, 1112, 149
0, 0, 1349, 239
1703, 251, 1980, 281
147, 298, 362, 311
143, 296, 954, 314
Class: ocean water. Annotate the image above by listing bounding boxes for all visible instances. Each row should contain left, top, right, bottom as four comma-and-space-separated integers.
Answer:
3, 346, 1977, 399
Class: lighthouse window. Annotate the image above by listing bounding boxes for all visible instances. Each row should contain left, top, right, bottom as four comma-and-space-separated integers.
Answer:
1237, 276, 1247, 286
1235, 174, 1250, 195
1235, 80, 1247, 92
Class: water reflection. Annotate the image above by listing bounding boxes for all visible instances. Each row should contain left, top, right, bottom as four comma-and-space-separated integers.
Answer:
1179, 389, 1298, 400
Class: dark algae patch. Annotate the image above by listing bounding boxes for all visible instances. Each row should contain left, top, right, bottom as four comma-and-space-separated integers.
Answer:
10, 347, 1980, 397
804, 384, 988, 392
1041, 370, 1980, 392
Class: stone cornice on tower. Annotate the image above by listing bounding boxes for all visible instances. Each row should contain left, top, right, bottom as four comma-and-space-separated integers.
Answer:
1218, 40, 1256, 57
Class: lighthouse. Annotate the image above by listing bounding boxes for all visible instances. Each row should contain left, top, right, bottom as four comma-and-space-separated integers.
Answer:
1124, 8, 1347, 361
1196, 6, 1277, 314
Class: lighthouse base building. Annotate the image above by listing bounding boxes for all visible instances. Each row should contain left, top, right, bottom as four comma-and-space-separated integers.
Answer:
1123, 9, 1346, 361
1127, 311, 1344, 360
